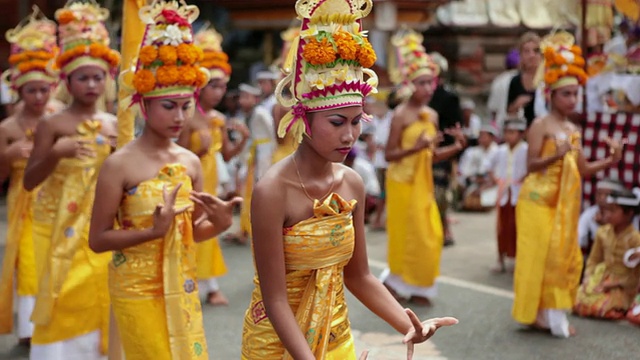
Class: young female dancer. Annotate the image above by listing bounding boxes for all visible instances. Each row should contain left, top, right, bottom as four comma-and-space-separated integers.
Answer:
88, 1, 240, 358
241, 1, 457, 359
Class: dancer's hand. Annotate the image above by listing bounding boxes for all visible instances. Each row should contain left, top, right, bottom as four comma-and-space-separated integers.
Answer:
358, 350, 369, 360
190, 191, 242, 231
229, 121, 250, 140
603, 136, 625, 163
554, 137, 572, 158
403, 309, 458, 360
52, 137, 94, 159
413, 131, 434, 151
5, 139, 33, 161
444, 124, 467, 149
151, 183, 191, 237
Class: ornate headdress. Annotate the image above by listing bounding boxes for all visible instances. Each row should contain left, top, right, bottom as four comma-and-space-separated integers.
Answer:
54, 0, 120, 77
539, 31, 588, 90
120, 0, 209, 115
275, 0, 379, 144
389, 28, 439, 100
194, 23, 231, 81
3, 6, 58, 91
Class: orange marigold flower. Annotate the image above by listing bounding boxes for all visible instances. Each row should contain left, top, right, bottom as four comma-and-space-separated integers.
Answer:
543, 47, 555, 62
177, 43, 199, 65
158, 45, 177, 65
573, 56, 585, 67
179, 65, 197, 85
139, 45, 158, 66
9, 53, 26, 65
544, 70, 559, 85
357, 38, 376, 68
553, 53, 566, 65
195, 67, 208, 87
156, 65, 180, 86
89, 44, 106, 59
194, 46, 204, 62
133, 69, 156, 93
302, 38, 336, 66
57, 10, 76, 25
571, 45, 582, 56
334, 31, 357, 60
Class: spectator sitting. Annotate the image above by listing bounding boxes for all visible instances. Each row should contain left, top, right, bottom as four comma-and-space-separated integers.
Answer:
344, 148, 380, 223
456, 125, 499, 211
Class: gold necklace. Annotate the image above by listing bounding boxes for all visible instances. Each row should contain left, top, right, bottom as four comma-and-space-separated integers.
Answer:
292, 154, 335, 202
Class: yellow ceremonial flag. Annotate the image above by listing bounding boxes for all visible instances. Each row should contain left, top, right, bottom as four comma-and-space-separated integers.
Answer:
116, 0, 147, 149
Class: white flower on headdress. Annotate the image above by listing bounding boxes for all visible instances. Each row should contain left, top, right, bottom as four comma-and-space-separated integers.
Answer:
306, 71, 333, 90
162, 24, 184, 46
331, 66, 348, 82
559, 49, 575, 64
300, 25, 319, 39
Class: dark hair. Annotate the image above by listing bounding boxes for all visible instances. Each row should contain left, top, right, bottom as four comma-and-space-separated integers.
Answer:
387, 88, 401, 110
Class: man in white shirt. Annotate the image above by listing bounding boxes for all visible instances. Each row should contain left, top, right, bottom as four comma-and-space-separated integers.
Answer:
256, 70, 279, 117
461, 98, 482, 144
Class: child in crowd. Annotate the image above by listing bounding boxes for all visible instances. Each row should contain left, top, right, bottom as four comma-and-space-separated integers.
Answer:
486, 117, 528, 273
574, 187, 640, 319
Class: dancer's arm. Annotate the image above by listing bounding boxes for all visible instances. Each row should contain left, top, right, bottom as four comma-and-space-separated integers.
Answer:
343, 170, 458, 349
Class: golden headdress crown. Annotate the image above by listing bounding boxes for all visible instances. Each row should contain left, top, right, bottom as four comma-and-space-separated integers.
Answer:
194, 23, 231, 81
3, 6, 58, 90
389, 28, 439, 99
538, 31, 587, 90
120, 0, 209, 116
55, 0, 120, 76
275, 0, 379, 144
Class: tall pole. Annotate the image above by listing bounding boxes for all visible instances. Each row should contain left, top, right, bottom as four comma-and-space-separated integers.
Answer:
581, 0, 588, 120
116, 0, 147, 149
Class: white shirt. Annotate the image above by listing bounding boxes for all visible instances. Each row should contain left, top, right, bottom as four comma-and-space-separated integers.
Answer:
458, 142, 499, 184
487, 69, 517, 130
577, 205, 601, 248
463, 113, 482, 140
1, 79, 15, 105
246, 106, 276, 181
373, 111, 392, 169
485, 141, 528, 206
258, 94, 277, 118
352, 157, 381, 197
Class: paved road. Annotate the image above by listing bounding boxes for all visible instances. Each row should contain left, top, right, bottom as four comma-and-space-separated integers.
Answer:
1, 206, 638, 359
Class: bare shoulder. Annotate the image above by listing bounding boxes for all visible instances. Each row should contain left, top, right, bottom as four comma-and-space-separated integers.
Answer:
424, 106, 439, 126
210, 109, 226, 120
0, 116, 17, 131
337, 163, 364, 195
253, 162, 288, 202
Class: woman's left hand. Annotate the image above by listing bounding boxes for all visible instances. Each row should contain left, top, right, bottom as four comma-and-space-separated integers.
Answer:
444, 124, 467, 149
403, 308, 458, 360
190, 192, 242, 231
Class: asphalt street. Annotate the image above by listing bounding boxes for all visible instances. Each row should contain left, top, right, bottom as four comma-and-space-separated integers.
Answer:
0, 205, 638, 359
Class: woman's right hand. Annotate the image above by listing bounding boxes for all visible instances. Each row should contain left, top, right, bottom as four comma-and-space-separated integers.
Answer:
152, 183, 191, 238
412, 131, 433, 151
5, 139, 33, 161
52, 137, 95, 159
359, 350, 369, 360
554, 139, 572, 158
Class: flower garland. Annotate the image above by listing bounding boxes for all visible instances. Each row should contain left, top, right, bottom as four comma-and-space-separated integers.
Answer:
543, 44, 588, 86
200, 52, 231, 75
55, 43, 120, 71
301, 30, 376, 68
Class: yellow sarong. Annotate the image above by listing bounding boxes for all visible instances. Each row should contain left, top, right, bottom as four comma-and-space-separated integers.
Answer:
110, 163, 208, 359
272, 131, 298, 165
30, 120, 112, 352
385, 114, 443, 288
239, 138, 271, 237
191, 118, 227, 281
0, 159, 38, 334
241, 193, 357, 359
512, 134, 584, 324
